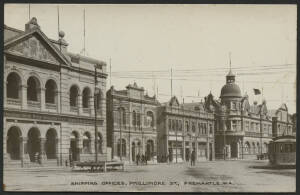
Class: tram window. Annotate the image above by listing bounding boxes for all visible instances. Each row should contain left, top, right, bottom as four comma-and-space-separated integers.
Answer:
280, 144, 284, 153
284, 144, 293, 153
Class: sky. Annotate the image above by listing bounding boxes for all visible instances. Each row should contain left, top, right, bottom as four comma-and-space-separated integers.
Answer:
4, 4, 297, 113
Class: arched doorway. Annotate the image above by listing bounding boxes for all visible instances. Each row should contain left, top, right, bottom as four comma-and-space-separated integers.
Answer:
146, 140, 154, 161
70, 131, 79, 162
45, 129, 57, 159
27, 128, 41, 162
7, 126, 22, 160
132, 142, 136, 162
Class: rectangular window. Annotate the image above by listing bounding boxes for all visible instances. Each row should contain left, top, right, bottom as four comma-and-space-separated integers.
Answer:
209, 124, 213, 134
232, 121, 237, 131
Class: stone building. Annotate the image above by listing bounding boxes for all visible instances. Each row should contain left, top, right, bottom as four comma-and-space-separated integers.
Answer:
269, 104, 294, 137
204, 69, 274, 159
106, 82, 160, 163
157, 96, 215, 163
4, 18, 107, 167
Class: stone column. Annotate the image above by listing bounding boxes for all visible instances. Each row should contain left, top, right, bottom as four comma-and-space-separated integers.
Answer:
56, 90, 60, 113
78, 94, 83, 115
40, 138, 47, 164
4, 81, 7, 103
90, 95, 95, 117
56, 138, 59, 166
40, 87, 46, 111
206, 139, 210, 161
21, 85, 27, 110
20, 137, 29, 167
19, 137, 24, 167
183, 134, 186, 161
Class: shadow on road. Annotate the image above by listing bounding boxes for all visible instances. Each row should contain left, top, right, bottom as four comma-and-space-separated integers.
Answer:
249, 165, 296, 170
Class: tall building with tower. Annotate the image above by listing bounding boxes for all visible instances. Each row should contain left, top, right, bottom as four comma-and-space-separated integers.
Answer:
4, 18, 107, 167
204, 69, 282, 159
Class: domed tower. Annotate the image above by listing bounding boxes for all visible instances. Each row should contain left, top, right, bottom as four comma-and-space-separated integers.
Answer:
220, 69, 242, 109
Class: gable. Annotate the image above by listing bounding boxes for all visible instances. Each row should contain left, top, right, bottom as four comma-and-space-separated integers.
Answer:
6, 34, 60, 64
4, 28, 71, 66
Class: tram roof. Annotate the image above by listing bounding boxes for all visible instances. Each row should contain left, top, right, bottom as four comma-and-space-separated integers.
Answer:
272, 135, 296, 143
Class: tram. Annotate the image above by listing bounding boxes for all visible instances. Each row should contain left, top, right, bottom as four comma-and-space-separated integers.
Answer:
268, 135, 296, 166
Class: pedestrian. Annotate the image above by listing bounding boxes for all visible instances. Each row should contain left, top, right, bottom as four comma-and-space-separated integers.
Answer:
141, 154, 145, 165
191, 150, 196, 166
145, 153, 148, 165
136, 153, 140, 165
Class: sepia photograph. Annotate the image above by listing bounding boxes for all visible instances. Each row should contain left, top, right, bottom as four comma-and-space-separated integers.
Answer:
3, 4, 297, 192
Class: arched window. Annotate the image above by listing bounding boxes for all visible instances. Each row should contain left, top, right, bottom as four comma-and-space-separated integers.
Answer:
168, 119, 171, 130
172, 120, 175, 131
146, 111, 154, 127
185, 121, 189, 132
70, 85, 79, 107
95, 89, 102, 112
192, 122, 196, 133
82, 87, 91, 108
7, 72, 21, 99
118, 107, 126, 125
179, 120, 182, 131
244, 142, 250, 154
137, 113, 141, 126
83, 132, 91, 154
27, 76, 40, 102
203, 124, 207, 134
132, 111, 137, 126
45, 79, 57, 104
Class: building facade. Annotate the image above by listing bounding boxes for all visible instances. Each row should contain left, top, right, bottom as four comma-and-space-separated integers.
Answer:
157, 96, 215, 163
204, 70, 274, 159
4, 18, 107, 167
106, 82, 160, 163
270, 104, 294, 137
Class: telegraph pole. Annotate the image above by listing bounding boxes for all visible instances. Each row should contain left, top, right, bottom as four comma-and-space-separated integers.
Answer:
119, 107, 122, 161
171, 68, 173, 98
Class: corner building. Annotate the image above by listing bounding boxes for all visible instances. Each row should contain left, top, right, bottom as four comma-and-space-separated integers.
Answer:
106, 83, 160, 163
204, 70, 292, 159
4, 18, 107, 167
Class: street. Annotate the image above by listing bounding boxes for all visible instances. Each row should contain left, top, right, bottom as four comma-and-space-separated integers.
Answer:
3, 160, 295, 192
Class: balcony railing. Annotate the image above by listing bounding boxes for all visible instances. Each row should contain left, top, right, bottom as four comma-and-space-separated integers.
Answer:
7, 98, 21, 106
46, 103, 57, 110
27, 101, 41, 108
